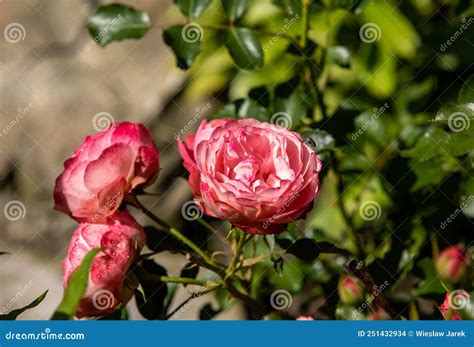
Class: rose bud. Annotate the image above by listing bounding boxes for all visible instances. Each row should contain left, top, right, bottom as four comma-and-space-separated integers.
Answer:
177, 118, 322, 234
439, 291, 470, 320
54, 122, 159, 223
62, 211, 145, 318
338, 276, 364, 305
435, 245, 469, 283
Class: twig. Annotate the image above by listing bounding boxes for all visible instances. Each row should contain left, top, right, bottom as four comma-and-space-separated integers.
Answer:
166, 287, 219, 319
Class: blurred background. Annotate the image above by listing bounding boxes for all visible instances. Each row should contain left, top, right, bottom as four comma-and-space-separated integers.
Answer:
0, 0, 238, 319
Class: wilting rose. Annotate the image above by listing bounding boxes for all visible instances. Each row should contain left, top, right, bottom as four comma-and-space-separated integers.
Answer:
439, 291, 470, 320
62, 211, 145, 318
178, 118, 322, 234
435, 245, 469, 283
54, 122, 159, 222
338, 276, 364, 305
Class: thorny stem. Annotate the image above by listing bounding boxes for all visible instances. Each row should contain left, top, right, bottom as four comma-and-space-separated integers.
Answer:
138, 272, 222, 287
129, 194, 221, 269
226, 230, 246, 278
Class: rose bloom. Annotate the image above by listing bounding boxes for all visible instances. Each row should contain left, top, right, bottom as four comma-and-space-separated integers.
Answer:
62, 211, 145, 318
435, 245, 469, 283
439, 291, 469, 320
54, 122, 159, 222
178, 118, 322, 234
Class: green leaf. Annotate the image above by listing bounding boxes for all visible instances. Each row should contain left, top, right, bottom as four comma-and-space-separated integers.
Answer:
135, 260, 168, 320
328, 46, 351, 68
269, 259, 304, 292
415, 258, 446, 295
358, 1, 420, 59
410, 156, 458, 191
215, 99, 270, 121
221, 0, 249, 22
180, 262, 199, 286
459, 74, 474, 103
285, 239, 321, 262
52, 248, 102, 320
303, 129, 336, 154
225, 28, 264, 70
87, 4, 151, 47
0, 290, 48, 320
446, 133, 474, 156
434, 103, 474, 133
273, 80, 308, 130
163, 24, 203, 70
401, 127, 449, 161
272, 0, 301, 15
174, 0, 212, 19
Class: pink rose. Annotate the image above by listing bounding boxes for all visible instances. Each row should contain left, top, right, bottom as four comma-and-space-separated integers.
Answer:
54, 122, 159, 223
435, 246, 469, 283
178, 118, 322, 234
62, 211, 145, 318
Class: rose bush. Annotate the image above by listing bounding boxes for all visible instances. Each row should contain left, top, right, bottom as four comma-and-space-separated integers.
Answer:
178, 118, 322, 234
62, 211, 145, 318
54, 122, 159, 223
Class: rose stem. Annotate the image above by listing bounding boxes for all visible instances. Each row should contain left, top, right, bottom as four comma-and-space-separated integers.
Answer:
130, 195, 268, 318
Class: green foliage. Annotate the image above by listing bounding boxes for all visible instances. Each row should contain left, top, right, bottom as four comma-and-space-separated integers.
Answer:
135, 260, 169, 320
224, 28, 264, 70
0, 291, 48, 320
52, 248, 102, 320
163, 25, 203, 70
174, 0, 212, 19
87, 4, 151, 47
